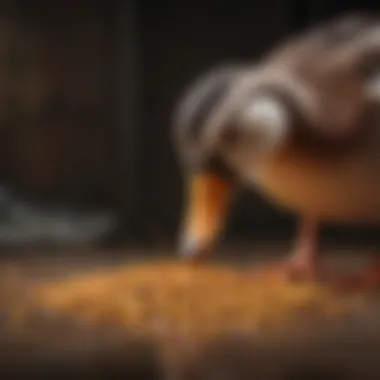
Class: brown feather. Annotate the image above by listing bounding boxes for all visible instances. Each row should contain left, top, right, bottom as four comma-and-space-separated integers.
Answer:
257, 14, 380, 141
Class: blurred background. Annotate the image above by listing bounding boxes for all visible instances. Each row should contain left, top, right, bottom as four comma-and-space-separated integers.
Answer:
0, 0, 378, 255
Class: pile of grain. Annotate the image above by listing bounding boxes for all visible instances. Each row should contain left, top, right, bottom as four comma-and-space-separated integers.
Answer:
36, 260, 357, 339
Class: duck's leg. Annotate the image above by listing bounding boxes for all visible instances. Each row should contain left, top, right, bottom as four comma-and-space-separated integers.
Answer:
285, 216, 321, 279
256, 216, 325, 281
284, 218, 380, 291
289, 220, 380, 292
332, 258, 380, 293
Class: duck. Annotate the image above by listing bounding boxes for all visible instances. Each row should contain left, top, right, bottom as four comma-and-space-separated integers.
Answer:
172, 13, 380, 289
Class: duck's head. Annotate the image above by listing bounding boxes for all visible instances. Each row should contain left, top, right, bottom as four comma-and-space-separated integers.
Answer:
172, 65, 292, 261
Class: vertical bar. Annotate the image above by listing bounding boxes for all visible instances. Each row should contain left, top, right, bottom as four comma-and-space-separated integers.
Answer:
110, 0, 140, 229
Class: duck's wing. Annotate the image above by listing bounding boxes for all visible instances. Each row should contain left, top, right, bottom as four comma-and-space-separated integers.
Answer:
264, 13, 377, 70
261, 14, 380, 142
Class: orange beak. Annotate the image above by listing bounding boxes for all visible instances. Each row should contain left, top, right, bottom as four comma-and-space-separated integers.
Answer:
179, 171, 235, 262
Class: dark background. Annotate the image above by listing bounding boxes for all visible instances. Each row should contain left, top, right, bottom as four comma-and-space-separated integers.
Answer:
0, 0, 378, 251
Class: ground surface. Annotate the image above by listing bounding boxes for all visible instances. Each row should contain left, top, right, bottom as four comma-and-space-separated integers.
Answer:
1, 245, 380, 379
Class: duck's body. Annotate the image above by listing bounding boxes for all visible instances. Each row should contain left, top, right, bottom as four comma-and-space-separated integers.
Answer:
230, 124, 380, 223
173, 13, 380, 289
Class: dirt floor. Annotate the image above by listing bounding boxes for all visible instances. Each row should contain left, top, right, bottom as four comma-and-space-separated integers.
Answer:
1, 245, 380, 379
